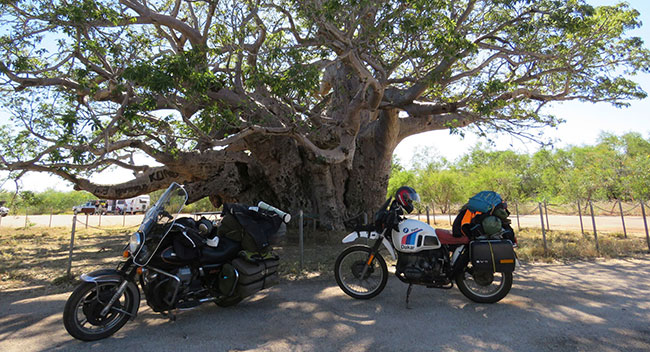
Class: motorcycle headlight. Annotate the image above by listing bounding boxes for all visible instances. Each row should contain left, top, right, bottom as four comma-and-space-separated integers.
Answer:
129, 231, 143, 254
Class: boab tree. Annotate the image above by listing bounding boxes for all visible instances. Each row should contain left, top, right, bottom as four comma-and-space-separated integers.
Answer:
0, 0, 648, 228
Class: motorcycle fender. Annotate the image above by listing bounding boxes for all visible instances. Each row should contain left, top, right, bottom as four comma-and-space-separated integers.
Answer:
342, 231, 379, 243
341, 232, 396, 260
80, 269, 140, 320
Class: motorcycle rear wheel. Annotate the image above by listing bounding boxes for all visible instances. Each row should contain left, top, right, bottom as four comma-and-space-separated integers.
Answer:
455, 267, 513, 303
63, 281, 136, 341
334, 245, 388, 300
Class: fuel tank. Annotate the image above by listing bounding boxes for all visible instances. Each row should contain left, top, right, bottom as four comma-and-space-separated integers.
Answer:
391, 219, 441, 253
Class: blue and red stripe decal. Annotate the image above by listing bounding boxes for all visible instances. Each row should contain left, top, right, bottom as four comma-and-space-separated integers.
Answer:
401, 229, 423, 245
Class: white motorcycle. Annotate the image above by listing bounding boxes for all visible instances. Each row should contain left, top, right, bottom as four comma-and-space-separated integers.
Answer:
334, 187, 517, 306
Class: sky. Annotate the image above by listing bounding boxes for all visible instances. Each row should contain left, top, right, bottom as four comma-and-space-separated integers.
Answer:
1, 0, 650, 192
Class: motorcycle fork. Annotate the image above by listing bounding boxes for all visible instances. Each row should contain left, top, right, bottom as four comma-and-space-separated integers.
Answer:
360, 236, 384, 278
98, 261, 137, 317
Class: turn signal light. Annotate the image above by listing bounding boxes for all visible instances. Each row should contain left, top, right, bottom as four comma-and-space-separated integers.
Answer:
123, 250, 129, 258
137, 267, 143, 275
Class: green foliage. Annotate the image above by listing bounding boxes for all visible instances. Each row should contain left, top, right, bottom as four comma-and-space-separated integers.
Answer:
1, 189, 93, 214
390, 132, 650, 205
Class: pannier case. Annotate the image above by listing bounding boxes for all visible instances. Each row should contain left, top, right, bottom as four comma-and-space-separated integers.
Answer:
470, 240, 516, 272
232, 257, 279, 298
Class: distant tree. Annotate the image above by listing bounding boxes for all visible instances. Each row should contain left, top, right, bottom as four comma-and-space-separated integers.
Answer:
418, 169, 465, 214
387, 156, 417, 199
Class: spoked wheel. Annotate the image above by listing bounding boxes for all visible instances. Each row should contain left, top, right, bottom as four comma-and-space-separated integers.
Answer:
63, 282, 136, 341
455, 266, 513, 303
334, 245, 388, 300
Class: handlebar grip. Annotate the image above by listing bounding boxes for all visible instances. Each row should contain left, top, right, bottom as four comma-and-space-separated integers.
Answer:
258, 201, 291, 223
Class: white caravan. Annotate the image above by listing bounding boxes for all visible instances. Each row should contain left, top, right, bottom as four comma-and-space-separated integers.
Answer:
116, 195, 151, 214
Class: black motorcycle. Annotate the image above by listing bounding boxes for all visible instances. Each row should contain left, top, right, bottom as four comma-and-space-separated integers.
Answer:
63, 182, 289, 341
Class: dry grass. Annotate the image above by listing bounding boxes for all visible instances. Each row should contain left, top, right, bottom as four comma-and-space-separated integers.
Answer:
515, 227, 649, 262
0, 226, 648, 295
0, 226, 130, 294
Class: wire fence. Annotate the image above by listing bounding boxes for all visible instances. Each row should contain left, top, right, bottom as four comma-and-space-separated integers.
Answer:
3, 199, 649, 274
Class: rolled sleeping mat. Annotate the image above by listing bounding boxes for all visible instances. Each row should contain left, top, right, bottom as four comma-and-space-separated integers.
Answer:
257, 201, 291, 223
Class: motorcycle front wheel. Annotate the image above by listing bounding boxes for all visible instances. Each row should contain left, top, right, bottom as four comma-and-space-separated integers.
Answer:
63, 281, 136, 341
455, 267, 513, 303
334, 245, 388, 300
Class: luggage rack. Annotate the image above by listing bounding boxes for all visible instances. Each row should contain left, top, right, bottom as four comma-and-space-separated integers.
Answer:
192, 211, 223, 222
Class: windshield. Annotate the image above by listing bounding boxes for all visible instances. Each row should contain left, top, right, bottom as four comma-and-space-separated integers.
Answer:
133, 182, 188, 266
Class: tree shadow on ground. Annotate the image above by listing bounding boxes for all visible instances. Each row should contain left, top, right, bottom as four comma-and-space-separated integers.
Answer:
3, 257, 649, 352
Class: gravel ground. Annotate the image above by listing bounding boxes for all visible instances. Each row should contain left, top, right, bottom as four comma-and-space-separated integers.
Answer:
1, 258, 649, 352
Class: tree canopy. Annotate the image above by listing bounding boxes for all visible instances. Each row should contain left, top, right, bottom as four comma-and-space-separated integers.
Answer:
0, 0, 648, 224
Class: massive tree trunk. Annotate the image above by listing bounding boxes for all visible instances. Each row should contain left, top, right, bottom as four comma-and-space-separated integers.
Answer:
183, 72, 402, 230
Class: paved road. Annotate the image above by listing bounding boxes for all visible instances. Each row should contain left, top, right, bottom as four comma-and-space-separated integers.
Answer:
1, 258, 649, 352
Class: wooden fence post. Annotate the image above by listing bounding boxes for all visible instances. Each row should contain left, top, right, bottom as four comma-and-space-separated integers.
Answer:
544, 200, 550, 231
426, 206, 430, 225
641, 201, 650, 252
538, 203, 547, 256
67, 214, 77, 277
432, 202, 437, 224
49, 209, 53, 228
577, 200, 585, 235
618, 200, 627, 239
299, 210, 304, 271
515, 202, 521, 232
85, 214, 89, 229
589, 201, 599, 255
24, 210, 29, 229
123, 211, 126, 227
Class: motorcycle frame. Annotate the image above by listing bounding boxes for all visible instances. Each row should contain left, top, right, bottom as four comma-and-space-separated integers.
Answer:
342, 221, 475, 283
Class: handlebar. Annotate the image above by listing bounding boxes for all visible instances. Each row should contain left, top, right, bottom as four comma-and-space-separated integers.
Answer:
258, 201, 292, 223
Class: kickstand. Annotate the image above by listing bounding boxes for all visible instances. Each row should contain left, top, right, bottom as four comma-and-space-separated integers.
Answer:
406, 284, 413, 309
161, 310, 177, 322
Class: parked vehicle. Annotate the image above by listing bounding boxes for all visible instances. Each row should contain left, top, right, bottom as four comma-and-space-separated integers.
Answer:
334, 186, 517, 306
63, 182, 290, 341
115, 195, 150, 214
0, 201, 8, 217
72, 201, 97, 215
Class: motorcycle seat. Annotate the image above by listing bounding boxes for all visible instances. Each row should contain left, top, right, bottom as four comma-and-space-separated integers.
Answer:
436, 228, 470, 245
199, 237, 241, 264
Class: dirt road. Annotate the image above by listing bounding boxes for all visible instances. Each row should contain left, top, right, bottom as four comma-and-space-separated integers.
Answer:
1, 258, 649, 352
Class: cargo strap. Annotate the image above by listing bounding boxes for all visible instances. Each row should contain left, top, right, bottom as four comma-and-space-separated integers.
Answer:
488, 241, 496, 273
261, 260, 268, 289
